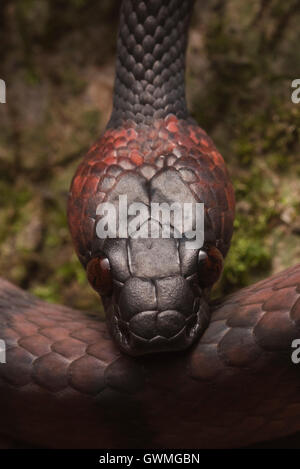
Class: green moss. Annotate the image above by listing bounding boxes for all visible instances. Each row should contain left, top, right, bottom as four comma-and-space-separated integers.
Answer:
222, 232, 272, 288
83, 110, 101, 135
31, 284, 61, 303
60, 68, 87, 95
56, 257, 87, 286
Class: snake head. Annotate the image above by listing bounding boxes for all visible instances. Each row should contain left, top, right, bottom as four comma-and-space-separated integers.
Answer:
85, 238, 224, 356
68, 119, 235, 356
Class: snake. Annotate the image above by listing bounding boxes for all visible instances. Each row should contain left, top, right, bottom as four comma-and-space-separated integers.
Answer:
1, 0, 300, 449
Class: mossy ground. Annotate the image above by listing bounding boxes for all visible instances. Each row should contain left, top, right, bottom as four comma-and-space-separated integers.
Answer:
0, 0, 299, 314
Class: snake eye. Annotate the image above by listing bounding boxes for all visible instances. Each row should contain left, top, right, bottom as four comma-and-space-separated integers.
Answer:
86, 257, 113, 296
198, 246, 223, 288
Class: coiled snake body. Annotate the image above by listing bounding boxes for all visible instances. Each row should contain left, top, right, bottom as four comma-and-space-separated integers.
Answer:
1, 0, 300, 448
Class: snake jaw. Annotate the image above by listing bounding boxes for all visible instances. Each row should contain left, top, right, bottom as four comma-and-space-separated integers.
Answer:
107, 295, 210, 356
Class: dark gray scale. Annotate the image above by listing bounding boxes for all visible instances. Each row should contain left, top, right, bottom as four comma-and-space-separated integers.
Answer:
108, 0, 195, 127
96, 164, 214, 355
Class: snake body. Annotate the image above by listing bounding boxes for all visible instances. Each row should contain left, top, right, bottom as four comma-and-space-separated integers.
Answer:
1, 265, 300, 448
1, 0, 300, 448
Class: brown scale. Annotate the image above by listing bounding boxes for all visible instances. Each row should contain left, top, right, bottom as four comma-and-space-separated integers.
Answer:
68, 115, 235, 267
0, 266, 300, 447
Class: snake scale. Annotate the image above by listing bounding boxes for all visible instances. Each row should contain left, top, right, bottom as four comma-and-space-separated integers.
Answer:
0, 0, 300, 448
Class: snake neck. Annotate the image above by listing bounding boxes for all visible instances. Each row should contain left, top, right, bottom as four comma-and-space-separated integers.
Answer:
108, 0, 195, 128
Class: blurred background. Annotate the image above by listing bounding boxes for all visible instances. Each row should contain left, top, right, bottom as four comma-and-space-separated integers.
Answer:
0, 0, 299, 314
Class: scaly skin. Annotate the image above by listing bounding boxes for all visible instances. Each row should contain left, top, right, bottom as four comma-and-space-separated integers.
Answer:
67, 0, 235, 356
1, 0, 299, 448
68, 117, 235, 354
68, 117, 235, 268
0, 264, 300, 448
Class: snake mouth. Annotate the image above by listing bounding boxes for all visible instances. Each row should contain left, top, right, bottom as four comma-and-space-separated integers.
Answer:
110, 303, 210, 356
